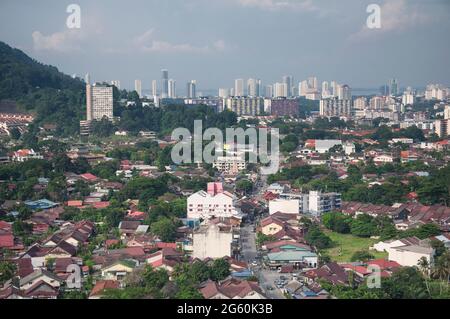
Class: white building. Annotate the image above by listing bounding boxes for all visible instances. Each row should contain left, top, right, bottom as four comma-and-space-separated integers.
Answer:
213, 155, 246, 175
269, 199, 300, 215
315, 140, 342, 153
192, 222, 233, 259
134, 79, 142, 98
187, 182, 241, 220
272, 191, 342, 216
225, 97, 263, 116
90, 85, 114, 120
234, 79, 244, 97
11, 149, 43, 162
320, 98, 352, 118
388, 245, 434, 267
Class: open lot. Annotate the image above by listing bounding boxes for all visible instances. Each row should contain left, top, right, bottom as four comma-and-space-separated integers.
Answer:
322, 230, 388, 263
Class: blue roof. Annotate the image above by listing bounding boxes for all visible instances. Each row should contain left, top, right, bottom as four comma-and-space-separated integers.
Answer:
24, 199, 58, 210
231, 270, 253, 278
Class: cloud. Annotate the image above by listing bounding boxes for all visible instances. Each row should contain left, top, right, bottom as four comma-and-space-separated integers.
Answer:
349, 0, 431, 41
233, 0, 318, 12
32, 29, 84, 52
133, 29, 228, 53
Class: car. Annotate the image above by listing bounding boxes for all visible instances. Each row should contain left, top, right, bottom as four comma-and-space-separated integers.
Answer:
251, 261, 258, 266
265, 285, 274, 291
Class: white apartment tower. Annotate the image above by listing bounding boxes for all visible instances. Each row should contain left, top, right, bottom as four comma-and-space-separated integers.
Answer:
134, 80, 142, 98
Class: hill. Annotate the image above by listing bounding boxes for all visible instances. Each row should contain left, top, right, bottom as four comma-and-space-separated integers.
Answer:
0, 41, 85, 136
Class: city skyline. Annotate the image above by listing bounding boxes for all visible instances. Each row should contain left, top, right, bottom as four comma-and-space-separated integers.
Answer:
0, 0, 449, 90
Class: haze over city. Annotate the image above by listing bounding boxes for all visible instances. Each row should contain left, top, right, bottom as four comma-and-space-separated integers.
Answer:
1, 0, 449, 91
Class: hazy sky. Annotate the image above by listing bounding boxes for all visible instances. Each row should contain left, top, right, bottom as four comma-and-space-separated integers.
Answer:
1, 0, 449, 92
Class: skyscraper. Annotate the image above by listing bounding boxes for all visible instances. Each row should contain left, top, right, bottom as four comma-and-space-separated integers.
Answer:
274, 82, 287, 98
187, 80, 197, 98
282, 75, 292, 97
152, 80, 157, 96
168, 79, 176, 98
265, 85, 273, 98
135, 80, 142, 98
389, 78, 399, 96
234, 79, 244, 96
161, 69, 169, 98
85, 74, 92, 121
247, 78, 257, 97
321, 81, 330, 98
87, 84, 113, 121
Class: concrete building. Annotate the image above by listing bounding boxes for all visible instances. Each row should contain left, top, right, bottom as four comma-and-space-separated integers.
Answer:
272, 191, 342, 216
213, 155, 246, 175
89, 84, 114, 121
269, 199, 300, 215
435, 119, 450, 138
319, 98, 352, 118
187, 182, 241, 220
192, 222, 233, 259
234, 79, 244, 97
161, 69, 169, 98
168, 79, 176, 98
134, 79, 142, 98
187, 80, 197, 98
270, 98, 299, 117
388, 245, 434, 267
225, 97, 263, 116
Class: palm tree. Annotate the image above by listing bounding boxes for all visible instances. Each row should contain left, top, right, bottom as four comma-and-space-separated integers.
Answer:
417, 257, 431, 298
431, 251, 450, 297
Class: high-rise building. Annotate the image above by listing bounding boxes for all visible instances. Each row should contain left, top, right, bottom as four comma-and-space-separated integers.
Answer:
247, 78, 258, 97
85, 74, 92, 122
389, 78, 399, 96
321, 81, 331, 98
225, 97, 263, 116
331, 81, 338, 97
265, 85, 273, 98
339, 84, 352, 100
187, 80, 197, 98
152, 80, 157, 96
282, 75, 293, 97
89, 84, 114, 121
234, 79, 244, 96
110, 80, 121, 89
274, 82, 287, 98
444, 105, 450, 120
161, 69, 169, 98
218, 88, 230, 98
135, 80, 142, 98
435, 119, 450, 138
168, 79, 176, 98
369, 96, 385, 110
320, 98, 352, 118
307, 77, 318, 91
402, 87, 416, 105
353, 97, 367, 110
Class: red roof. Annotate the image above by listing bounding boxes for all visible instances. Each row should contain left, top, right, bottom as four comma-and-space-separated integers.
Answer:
90, 280, 120, 297
80, 173, 99, 182
0, 233, 14, 248
67, 200, 83, 207
92, 201, 110, 209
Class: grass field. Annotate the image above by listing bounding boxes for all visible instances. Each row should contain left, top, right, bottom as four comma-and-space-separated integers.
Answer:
322, 230, 388, 263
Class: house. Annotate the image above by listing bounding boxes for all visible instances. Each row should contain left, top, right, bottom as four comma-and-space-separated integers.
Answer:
304, 262, 349, 286
89, 280, 120, 299
388, 245, 435, 267
372, 236, 421, 253
146, 248, 184, 273
19, 269, 63, 291
260, 216, 285, 236
11, 149, 43, 162
22, 280, 59, 299
79, 173, 99, 183
118, 220, 142, 238
199, 278, 266, 299
100, 260, 138, 281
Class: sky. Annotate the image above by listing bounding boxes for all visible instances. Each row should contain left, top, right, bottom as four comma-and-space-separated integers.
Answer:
0, 0, 449, 92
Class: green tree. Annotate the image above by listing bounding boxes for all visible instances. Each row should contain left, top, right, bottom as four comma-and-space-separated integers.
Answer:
150, 217, 177, 242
